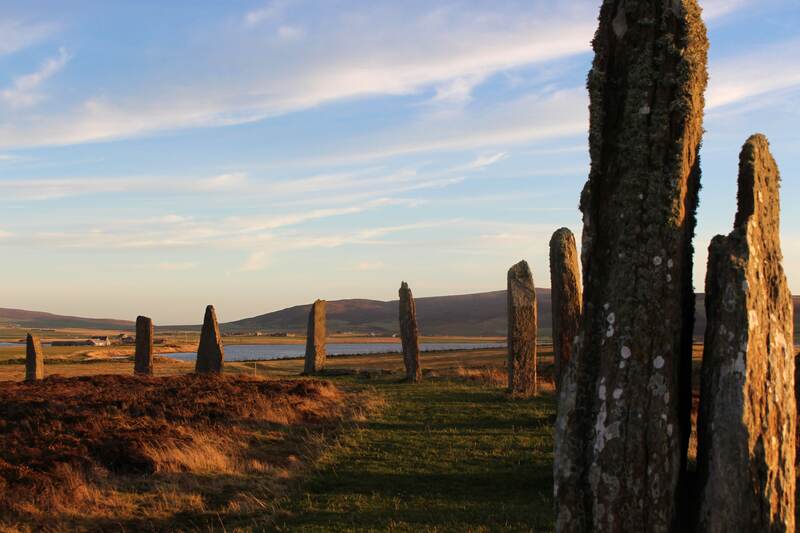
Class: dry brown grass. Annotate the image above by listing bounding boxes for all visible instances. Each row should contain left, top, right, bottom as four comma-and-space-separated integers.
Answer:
0, 373, 375, 531
453, 365, 507, 388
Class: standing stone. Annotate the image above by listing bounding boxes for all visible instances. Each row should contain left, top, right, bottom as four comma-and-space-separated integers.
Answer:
695, 135, 795, 532
134, 315, 154, 376
399, 282, 421, 383
303, 300, 327, 374
25, 333, 44, 381
554, 2, 708, 531
195, 305, 224, 374
549, 228, 582, 391
507, 260, 537, 396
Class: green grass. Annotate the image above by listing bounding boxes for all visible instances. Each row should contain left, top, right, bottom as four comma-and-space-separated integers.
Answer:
273, 376, 555, 532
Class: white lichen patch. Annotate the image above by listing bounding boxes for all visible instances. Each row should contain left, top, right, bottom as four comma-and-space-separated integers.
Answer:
621, 346, 632, 359
653, 256, 663, 266
667, 259, 674, 269
654, 356, 665, 369
593, 402, 621, 454
606, 325, 615, 337
612, 388, 623, 400
607, 312, 616, 325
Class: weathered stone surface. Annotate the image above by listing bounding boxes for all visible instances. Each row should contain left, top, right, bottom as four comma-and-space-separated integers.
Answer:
303, 300, 327, 374
695, 135, 795, 532
195, 305, 224, 374
507, 260, 537, 396
134, 315, 154, 375
25, 333, 44, 381
554, 1, 708, 531
399, 282, 421, 383
549, 228, 582, 391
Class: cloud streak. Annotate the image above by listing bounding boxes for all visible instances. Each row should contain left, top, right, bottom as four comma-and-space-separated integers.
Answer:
0, 3, 597, 148
2, 47, 70, 108
707, 38, 800, 111
0, 19, 56, 56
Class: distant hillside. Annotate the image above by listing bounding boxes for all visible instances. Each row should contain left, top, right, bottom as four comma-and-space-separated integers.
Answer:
3, 294, 798, 340
226, 290, 521, 337
0, 308, 134, 331
225, 292, 800, 340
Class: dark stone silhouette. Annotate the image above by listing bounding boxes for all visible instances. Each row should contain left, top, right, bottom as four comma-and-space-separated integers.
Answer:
134, 315, 154, 376
25, 333, 43, 381
696, 135, 795, 532
303, 300, 327, 374
554, 1, 708, 531
507, 260, 537, 396
399, 282, 421, 382
195, 305, 224, 374
549, 228, 582, 391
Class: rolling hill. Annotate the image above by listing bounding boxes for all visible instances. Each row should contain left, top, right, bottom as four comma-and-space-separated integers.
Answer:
2, 294, 799, 340
226, 290, 518, 337
223, 292, 800, 340
0, 308, 134, 331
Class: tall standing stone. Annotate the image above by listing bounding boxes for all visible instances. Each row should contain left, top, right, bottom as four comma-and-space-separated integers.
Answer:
554, 1, 708, 531
134, 315, 154, 376
303, 300, 327, 374
195, 305, 224, 374
25, 333, 44, 381
399, 282, 421, 383
507, 260, 537, 396
549, 228, 582, 391
695, 135, 795, 532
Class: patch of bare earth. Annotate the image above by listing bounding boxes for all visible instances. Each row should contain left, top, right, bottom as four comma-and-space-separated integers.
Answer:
0, 374, 376, 531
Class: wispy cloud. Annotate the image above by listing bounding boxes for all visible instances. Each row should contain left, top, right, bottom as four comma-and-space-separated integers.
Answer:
355, 260, 385, 271
430, 74, 487, 106
453, 152, 508, 173
1, 47, 70, 108
313, 88, 587, 165
707, 38, 800, 111
0, 19, 57, 56
702, 0, 751, 20
244, 1, 292, 27
196, 172, 248, 191
239, 251, 269, 272
0, 1, 760, 149
0, 3, 596, 148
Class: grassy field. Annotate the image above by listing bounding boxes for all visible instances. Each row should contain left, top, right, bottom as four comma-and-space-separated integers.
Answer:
0, 345, 560, 531
0, 342, 741, 531
271, 375, 556, 532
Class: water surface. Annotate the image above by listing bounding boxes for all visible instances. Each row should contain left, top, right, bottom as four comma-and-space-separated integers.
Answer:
162, 342, 505, 362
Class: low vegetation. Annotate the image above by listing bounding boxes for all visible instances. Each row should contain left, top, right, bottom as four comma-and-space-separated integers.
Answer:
0, 374, 375, 531
271, 374, 556, 532
0, 344, 748, 531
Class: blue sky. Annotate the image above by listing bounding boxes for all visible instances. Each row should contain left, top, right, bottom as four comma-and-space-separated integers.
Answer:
1, 0, 799, 324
